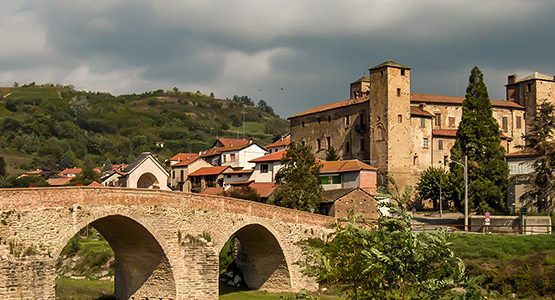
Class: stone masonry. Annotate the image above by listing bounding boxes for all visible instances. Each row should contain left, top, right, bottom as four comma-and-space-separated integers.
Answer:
0, 187, 333, 300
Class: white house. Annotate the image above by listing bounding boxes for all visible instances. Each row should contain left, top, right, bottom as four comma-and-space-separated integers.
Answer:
199, 138, 252, 166
102, 152, 170, 190
264, 133, 290, 153
223, 169, 254, 190
318, 160, 378, 193
249, 150, 286, 183
220, 143, 267, 169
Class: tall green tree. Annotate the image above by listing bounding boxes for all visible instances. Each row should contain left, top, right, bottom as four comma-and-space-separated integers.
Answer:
298, 202, 465, 300
269, 142, 322, 212
519, 100, 555, 211
416, 167, 449, 209
449, 67, 509, 213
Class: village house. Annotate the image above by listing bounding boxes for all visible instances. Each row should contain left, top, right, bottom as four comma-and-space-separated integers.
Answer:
248, 149, 287, 183
319, 160, 378, 193
319, 188, 379, 220
505, 150, 537, 211
219, 142, 267, 170
187, 165, 230, 192
169, 156, 213, 191
101, 152, 169, 190
222, 169, 254, 189
165, 152, 199, 167
288, 60, 555, 191
199, 138, 253, 166
265, 134, 291, 153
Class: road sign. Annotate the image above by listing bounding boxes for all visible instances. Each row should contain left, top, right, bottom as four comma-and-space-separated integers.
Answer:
484, 217, 491, 226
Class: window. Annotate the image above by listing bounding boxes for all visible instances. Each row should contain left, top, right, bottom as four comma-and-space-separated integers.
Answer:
326, 136, 331, 148
319, 175, 341, 185
172, 170, 175, 179
413, 154, 418, 165
319, 176, 330, 184
238, 174, 243, 178
434, 113, 441, 127
230, 153, 236, 161
376, 125, 385, 141
448, 117, 456, 128
260, 164, 269, 173
317, 117, 321, 124
398, 114, 402, 123
397, 88, 401, 97
328, 115, 331, 122
502, 117, 508, 132
317, 139, 321, 151
301, 121, 305, 127
180, 170, 184, 181
526, 83, 532, 93
359, 112, 366, 127
516, 116, 522, 129
360, 138, 365, 151
380, 70, 384, 76
345, 141, 351, 153
444, 155, 449, 166
401, 69, 406, 76
423, 138, 429, 149
420, 117, 426, 128
332, 175, 341, 184
438, 139, 444, 150
226, 174, 231, 179
345, 115, 351, 126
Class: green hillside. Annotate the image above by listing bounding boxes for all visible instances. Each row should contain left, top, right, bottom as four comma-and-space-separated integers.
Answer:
0, 84, 288, 176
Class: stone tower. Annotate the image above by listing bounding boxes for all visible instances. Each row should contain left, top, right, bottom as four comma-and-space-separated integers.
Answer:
506, 72, 555, 136
368, 61, 412, 188
350, 75, 370, 99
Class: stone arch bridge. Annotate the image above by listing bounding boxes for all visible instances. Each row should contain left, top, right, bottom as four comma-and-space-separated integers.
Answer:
0, 187, 333, 299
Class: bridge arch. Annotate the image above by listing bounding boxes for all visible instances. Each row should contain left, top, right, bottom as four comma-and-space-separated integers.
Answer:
218, 221, 292, 292
56, 212, 177, 299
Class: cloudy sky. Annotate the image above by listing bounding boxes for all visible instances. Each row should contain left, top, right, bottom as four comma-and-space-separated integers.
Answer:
1, 0, 554, 117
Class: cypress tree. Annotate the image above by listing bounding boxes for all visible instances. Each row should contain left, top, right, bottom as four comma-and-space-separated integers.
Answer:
449, 67, 509, 213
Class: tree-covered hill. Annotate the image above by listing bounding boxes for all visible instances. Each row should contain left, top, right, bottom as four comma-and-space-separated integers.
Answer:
0, 84, 288, 176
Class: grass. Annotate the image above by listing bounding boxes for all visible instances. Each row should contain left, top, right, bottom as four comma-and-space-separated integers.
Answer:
55, 277, 114, 300
450, 233, 555, 260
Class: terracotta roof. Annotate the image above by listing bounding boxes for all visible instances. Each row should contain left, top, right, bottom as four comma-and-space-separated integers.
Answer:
59, 168, 82, 175
265, 135, 291, 149
172, 157, 201, 167
215, 138, 250, 148
411, 93, 524, 109
200, 187, 224, 195
410, 106, 433, 118
370, 60, 410, 70
228, 180, 255, 185
170, 152, 199, 162
288, 98, 369, 119
188, 166, 230, 177
226, 169, 254, 175
249, 182, 277, 198
432, 129, 457, 137
200, 141, 258, 158
321, 187, 374, 204
250, 150, 287, 163
88, 181, 103, 187
319, 160, 377, 174
47, 177, 72, 186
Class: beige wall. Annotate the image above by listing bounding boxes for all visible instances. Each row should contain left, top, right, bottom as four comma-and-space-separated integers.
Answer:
290, 101, 369, 161
330, 189, 379, 220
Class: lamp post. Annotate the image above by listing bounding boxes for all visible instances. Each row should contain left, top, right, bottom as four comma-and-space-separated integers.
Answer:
449, 155, 468, 231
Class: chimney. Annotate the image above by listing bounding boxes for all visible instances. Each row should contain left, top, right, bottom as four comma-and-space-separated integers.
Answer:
507, 74, 516, 84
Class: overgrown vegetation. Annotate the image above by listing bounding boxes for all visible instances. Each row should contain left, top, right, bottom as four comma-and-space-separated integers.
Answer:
0, 84, 287, 177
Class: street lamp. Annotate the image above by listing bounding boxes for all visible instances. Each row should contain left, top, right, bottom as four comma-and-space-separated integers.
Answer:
449, 155, 468, 232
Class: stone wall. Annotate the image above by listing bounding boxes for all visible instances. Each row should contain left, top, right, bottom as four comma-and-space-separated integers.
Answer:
469, 215, 551, 234
0, 187, 333, 299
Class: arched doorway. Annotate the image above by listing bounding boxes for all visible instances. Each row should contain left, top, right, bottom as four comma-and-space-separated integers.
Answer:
219, 224, 292, 294
137, 173, 160, 189
56, 215, 176, 299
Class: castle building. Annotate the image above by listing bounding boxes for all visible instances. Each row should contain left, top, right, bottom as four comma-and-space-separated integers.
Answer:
289, 61, 555, 189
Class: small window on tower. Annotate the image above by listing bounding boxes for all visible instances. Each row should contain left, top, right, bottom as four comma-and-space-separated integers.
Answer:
317, 139, 321, 151
345, 115, 351, 127
420, 118, 426, 128
502, 117, 508, 132
360, 138, 365, 151
526, 83, 532, 93
444, 155, 449, 166
326, 136, 331, 148
435, 113, 441, 127
345, 141, 351, 153
438, 140, 444, 150
423, 138, 429, 149
397, 88, 401, 97
516, 116, 522, 129
401, 69, 406, 76
317, 117, 321, 124
448, 117, 456, 128
328, 116, 332, 122
398, 114, 402, 123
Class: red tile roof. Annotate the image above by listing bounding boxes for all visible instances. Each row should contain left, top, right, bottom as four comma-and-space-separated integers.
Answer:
226, 169, 254, 175
319, 160, 377, 174
188, 166, 230, 177
172, 156, 201, 167
410, 106, 434, 118
200, 140, 255, 158
200, 187, 224, 195
88, 181, 103, 187
265, 135, 291, 149
59, 168, 82, 175
288, 98, 369, 119
410, 93, 524, 109
250, 149, 287, 163
47, 177, 73, 186
228, 180, 255, 185
170, 152, 199, 162
249, 182, 277, 198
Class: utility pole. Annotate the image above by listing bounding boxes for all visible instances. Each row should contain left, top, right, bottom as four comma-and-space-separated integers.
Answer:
464, 155, 468, 232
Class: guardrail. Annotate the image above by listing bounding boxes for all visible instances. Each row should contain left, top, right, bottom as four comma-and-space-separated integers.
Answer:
411, 222, 553, 235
